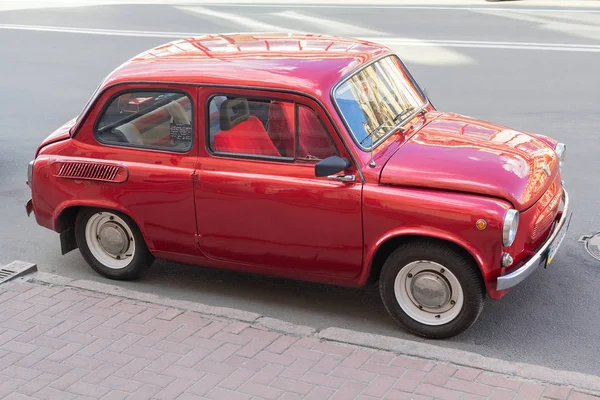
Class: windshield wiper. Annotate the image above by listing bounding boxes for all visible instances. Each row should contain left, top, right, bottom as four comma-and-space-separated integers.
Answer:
392, 106, 415, 124
359, 106, 418, 146
359, 120, 389, 146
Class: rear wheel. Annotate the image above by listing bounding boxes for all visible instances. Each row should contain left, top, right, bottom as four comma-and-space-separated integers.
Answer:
74, 208, 154, 280
379, 240, 485, 339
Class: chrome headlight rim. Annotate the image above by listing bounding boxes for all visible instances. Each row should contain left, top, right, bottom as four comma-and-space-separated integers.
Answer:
503, 209, 519, 247
555, 142, 566, 171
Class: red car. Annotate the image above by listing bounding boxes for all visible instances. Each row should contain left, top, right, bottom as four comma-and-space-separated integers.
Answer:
26, 33, 570, 338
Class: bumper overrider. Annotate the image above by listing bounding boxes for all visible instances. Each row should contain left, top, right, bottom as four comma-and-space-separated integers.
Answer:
496, 188, 571, 291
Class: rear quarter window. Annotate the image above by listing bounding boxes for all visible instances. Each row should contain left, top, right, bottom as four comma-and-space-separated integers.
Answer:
95, 90, 194, 152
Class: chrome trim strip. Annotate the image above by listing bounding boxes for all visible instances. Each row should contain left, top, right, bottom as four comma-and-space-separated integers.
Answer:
496, 188, 571, 291
327, 174, 356, 182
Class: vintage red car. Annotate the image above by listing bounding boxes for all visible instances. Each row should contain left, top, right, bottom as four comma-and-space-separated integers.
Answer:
26, 33, 570, 338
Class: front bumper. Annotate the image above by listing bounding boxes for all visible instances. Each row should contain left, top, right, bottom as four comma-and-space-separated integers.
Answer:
496, 188, 571, 291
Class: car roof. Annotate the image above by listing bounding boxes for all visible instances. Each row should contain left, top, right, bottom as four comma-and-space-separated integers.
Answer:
101, 33, 392, 98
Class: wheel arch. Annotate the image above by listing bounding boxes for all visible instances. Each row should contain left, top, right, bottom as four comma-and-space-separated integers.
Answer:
54, 201, 154, 254
366, 232, 485, 288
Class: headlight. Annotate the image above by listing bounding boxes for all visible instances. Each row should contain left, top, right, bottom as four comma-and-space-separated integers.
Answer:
503, 209, 519, 247
555, 142, 566, 171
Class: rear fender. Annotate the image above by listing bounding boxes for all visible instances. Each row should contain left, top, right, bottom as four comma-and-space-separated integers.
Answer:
53, 200, 155, 252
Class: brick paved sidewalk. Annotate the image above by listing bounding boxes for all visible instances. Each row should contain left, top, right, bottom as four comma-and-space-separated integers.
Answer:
0, 279, 597, 400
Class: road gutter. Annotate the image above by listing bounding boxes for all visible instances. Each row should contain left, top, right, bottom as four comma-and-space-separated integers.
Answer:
0, 260, 37, 284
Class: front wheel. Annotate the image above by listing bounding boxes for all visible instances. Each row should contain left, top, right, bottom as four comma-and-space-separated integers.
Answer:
379, 241, 485, 339
74, 208, 154, 280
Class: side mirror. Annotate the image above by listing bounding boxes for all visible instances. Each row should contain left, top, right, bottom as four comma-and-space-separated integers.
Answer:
315, 156, 351, 177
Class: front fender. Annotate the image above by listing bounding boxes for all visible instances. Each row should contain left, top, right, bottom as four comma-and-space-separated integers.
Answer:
361, 185, 512, 297
368, 226, 486, 275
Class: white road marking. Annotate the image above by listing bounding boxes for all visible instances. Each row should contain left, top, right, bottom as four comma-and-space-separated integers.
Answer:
1, 1, 599, 13
382, 40, 474, 66
368, 37, 600, 52
475, 9, 600, 42
1, 23, 600, 53
186, 4, 600, 13
176, 6, 296, 33
273, 10, 383, 36
0, 23, 198, 38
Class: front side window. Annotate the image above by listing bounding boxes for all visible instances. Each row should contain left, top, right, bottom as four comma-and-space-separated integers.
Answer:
208, 95, 338, 161
297, 105, 337, 160
95, 91, 193, 152
333, 55, 425, 150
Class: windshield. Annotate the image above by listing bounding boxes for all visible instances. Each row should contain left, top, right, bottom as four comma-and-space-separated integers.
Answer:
333, 55, 426, 150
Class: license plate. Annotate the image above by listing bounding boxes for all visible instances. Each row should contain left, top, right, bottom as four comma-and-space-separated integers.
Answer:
546, 213, 572, 265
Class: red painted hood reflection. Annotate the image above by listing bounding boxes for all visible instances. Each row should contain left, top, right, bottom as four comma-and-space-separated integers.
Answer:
380, 113, 558, 211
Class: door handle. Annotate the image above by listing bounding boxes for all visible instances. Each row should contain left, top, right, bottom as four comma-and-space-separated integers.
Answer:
327, 174, 356, 182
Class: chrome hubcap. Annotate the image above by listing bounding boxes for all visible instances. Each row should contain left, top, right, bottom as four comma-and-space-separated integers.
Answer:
394, 260, 464, 326
97, 222, 129, 256
410, 272, 451, 310
85, 212, 136, 270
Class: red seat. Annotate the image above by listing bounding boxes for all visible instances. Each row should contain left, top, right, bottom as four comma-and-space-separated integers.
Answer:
213, 116, 281, 157
267, 101, 295, 157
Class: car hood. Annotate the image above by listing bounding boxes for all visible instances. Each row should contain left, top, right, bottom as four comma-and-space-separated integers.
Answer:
380, 113, 558, 211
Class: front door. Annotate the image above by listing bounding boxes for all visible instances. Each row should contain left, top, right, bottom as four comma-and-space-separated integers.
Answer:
194, 87, 363, 278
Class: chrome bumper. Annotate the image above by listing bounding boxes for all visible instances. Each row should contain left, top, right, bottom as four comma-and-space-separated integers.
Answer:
496, 188, 571, 291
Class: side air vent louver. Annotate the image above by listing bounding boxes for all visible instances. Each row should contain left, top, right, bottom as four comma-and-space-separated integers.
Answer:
52, 161, 128, 183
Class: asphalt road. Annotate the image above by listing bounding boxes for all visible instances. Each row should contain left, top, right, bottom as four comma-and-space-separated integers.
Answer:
1, 1, 600, 376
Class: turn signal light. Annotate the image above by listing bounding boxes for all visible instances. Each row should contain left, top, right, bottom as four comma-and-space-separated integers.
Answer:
501, 253, 513, 267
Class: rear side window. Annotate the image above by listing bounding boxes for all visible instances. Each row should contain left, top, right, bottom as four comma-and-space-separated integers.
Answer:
95, 91, 193, 152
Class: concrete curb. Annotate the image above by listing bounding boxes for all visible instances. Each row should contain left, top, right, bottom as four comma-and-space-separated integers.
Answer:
74, 278, 261, 323
25, 270, 600, 396
256, 317, 317, 336
317, 328, 600, 395
28, 272, 261, 323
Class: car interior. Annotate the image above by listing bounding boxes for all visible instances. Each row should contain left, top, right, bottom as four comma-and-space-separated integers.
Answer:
96, 92, 193, 150
211, 96, 337, 160
96, 92, 337, 159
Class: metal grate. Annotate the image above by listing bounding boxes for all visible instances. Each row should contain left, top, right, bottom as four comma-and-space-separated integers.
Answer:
57, 162, 121, 182
580, 233, 600, 261
0, 261, 38, 284
0, 269, 15, 280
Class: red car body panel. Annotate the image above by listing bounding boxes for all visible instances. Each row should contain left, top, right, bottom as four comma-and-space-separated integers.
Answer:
379, 112, 559, 212
28, 33, 565, 302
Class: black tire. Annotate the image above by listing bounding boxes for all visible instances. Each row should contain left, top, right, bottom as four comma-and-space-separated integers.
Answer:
74, 208, 154, 280
379, 240, 485, 339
